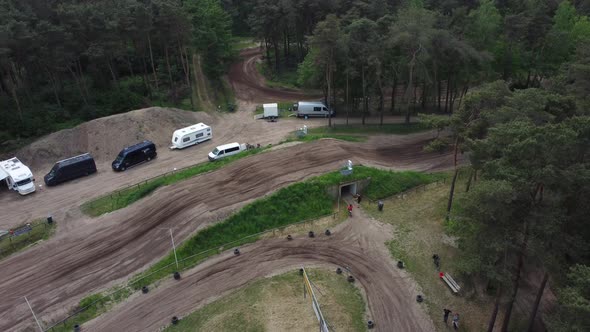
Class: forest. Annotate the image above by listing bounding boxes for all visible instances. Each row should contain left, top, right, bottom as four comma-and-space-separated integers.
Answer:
2, 0, 590, 330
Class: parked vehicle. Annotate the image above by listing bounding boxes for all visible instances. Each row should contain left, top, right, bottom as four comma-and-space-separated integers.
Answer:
293, 101, 334, 119
208, 142, 247, 161
112, 140, 157, 171
44, 153, 97, 186
0, 157, 36, 195
170, 123, 212, 150
263, 103, 279, 119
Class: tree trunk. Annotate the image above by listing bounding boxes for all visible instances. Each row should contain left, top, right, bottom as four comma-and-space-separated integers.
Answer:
147, 33, 159, 90
326, 60, 332, 128
465, 168, 474, 192
7, 67, 23, 122
390, 78, 396, 114
421, 81, 427, 110
501, 221, 530, 332
379, 83, 384, 126
346, 70, 349, 126
67, 64, 88, 105
527, 271, 549, 332
405, 62, 415, 124
165, 45, 173, 87
437, 79, 442, 112
361, 66, 366, 125
446, 136, 460, 218
107, 58, 118, 84
273, 39, 280, 73
413, 80, 418, 106
44, 67, 62, 109
487, 287, 503, 332
444, 77, 451, 113
283, 29, 288, 65
76, 59, 90, 98
126, 54, 134, 76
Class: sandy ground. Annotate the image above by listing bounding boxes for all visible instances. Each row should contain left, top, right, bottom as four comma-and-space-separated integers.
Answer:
86, 208, 435, 332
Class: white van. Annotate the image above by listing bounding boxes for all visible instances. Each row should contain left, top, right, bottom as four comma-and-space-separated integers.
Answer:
170, 123, 212, 149
0, 157, 36, 195
294, 101, 334, 119
208, 142, 247, 161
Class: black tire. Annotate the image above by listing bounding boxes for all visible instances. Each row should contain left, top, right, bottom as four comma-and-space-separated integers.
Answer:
147, 157, 151, 161
304, 115, 309, 119
121, 166, 126, 171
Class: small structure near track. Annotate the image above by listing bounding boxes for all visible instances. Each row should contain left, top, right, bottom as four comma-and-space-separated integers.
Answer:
302, 267, 331, 332
439, 272, 461, 293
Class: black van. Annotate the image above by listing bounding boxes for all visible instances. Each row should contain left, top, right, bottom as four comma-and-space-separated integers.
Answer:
44, 153, 97, 186
112, 140, 157, 172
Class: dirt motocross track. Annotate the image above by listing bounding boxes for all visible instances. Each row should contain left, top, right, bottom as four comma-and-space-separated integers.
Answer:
0, 47, 453, 331
87, 210, 435, 331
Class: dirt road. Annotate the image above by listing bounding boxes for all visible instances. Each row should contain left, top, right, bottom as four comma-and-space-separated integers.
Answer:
86, 210, 435, 332
0, 137, 452, 331
228, 48, 323, 102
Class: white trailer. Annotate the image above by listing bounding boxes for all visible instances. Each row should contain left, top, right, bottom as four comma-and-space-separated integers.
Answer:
170, 123, 212, 150
0, 157, 36, 195
263, 103, 279, 118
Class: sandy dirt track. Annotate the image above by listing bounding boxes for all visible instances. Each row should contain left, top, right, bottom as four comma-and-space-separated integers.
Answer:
87, 210, 435, 332
0, 137, 452, 331
228, 48, 323, 102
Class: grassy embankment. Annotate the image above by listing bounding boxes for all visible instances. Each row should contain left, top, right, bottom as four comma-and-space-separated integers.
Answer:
165, 269, 367, 332
363, 171, 492, 331
61, 167, 441, 331
0, 220, 55, 261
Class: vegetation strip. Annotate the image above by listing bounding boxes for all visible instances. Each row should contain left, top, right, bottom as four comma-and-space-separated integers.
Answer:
0, 220, 55, 261
54, 167, 441, 330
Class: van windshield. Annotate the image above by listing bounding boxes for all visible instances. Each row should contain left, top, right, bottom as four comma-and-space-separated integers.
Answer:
16, 178, 32, 187
212, 148, 220, 156
114, 154, 124, 163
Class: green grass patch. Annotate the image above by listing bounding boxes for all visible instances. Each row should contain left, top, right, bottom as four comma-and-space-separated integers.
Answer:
0, 221, 56, 261
295, 134, 367, 142
308, 123, 429, 135
165, 268, 366, 332
231, 36, 257, 51
81, 148, 266, 217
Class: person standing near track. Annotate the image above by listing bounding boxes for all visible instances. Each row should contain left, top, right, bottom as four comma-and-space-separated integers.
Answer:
347, 203, 353, 217
443, 308, 452, 324
452, 313, 460, 330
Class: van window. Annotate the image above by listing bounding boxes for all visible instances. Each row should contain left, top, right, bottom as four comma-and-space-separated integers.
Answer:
323, 107, 327, 111
226, 146, 239, 153
313, 107, 321, 112
196, 133, 203, 138
174, 137, 178, 142
183, 137, 190, 143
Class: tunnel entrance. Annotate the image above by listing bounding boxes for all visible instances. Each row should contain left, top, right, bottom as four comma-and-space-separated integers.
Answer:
340, 183, 357, 198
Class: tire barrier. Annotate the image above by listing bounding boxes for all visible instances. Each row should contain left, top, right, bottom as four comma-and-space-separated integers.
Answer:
234, 248, 240, 256
336, 267, 342, 274
397, 261, 404, 269
416, 295, 424, 303
142, 286, 149, 294
347, 275, 355, 282
73, 324, 80, 332
324, 229, 331, 236
368, 320, 375, 329
287, 234, 293, 241
173, 271, 181, 280
299, 268, 304, 276
308, 231, 315, 238
171, 316, 179, 325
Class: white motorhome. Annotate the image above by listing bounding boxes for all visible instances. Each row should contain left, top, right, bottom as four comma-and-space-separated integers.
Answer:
0, 157, 36, 195
170, 123, 212, 149
208, 142, 247, 161
294, 101, 334, 119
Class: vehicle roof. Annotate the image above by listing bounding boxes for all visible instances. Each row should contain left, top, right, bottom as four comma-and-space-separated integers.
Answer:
214, 142, 241, 150
173, 123, 210, 137
0, 157, 33, 181
298, 101, 325, 106
263, 103, 278, 108
119, 140, 155, 154
55, 153, 94, 166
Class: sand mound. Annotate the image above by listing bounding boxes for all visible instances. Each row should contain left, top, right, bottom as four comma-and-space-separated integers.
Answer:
15, 107, 215, 170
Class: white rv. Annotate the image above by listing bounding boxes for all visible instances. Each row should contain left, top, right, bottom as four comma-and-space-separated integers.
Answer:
294, 101, 334, 119
0, 157, 36, 195
170, 123, 212, 149
208, 142, 247, 161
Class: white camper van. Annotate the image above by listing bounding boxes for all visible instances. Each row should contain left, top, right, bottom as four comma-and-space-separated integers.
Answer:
263, 103, 279, 118
294, 101, 334, 119
170, 123, 212, 149
208, 142, 247, 161
0, 157, 36, 195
